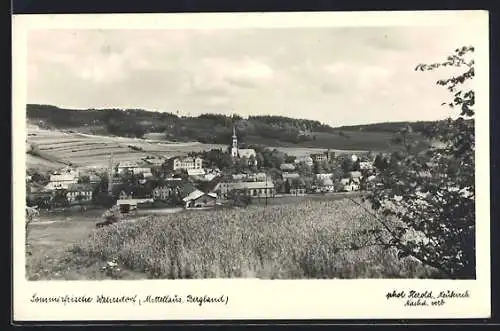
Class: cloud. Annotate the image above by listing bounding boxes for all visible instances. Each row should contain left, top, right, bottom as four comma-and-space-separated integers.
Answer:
26, 26, 480, 126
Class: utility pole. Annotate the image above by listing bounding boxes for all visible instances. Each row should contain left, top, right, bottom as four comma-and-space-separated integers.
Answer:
107, 152, 114, 196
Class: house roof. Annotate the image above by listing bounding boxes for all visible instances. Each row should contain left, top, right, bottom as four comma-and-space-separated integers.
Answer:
174, 156, 202, 163
118, 161, 138, 168
349, 171, 362, 178
182, 189, 205, 202
231, 181, 275, 190
67, 183, 95, 192
187, 168, 206, 176
340, 178, 350, 184
283, 173, 300, 179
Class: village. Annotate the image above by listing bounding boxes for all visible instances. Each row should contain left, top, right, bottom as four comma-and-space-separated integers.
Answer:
26, 126, 381, 215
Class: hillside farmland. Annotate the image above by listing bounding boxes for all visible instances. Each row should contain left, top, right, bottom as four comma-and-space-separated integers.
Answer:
26, 127, 226, 169
26, 126, 378, 170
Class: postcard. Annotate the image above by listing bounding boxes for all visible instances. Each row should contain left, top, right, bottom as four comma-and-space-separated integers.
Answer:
12, 10, 490, 321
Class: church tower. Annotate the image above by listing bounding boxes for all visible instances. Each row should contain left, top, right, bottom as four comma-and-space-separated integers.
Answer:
231, 126, 239, 158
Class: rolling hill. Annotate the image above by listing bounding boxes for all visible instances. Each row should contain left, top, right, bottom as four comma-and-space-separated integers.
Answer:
27, 104, 434, 153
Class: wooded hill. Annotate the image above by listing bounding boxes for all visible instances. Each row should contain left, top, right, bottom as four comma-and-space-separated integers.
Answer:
27, 104, 436, 151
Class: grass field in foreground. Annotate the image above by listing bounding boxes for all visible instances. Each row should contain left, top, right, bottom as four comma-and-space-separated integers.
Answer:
64, 198, 441, 280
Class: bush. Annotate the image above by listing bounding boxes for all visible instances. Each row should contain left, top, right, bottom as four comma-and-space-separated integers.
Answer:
102, 205, 122, 224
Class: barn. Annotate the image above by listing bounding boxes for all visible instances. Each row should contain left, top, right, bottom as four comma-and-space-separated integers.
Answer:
182, 190, 217, 209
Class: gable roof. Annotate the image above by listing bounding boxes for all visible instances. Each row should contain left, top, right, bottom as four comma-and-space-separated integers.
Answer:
182, 189, 205, 202
231, 181, 275, 190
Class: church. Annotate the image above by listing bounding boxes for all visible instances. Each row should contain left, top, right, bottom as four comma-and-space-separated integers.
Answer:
231, 126, 258, 166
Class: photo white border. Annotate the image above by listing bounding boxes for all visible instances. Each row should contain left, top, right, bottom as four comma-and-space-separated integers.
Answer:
12, 10, 491, 321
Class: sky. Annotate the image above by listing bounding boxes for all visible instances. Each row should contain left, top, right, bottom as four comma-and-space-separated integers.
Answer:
27, 27, 477, 127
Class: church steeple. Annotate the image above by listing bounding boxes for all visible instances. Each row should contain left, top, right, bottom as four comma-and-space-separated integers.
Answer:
231, 125, 238, 157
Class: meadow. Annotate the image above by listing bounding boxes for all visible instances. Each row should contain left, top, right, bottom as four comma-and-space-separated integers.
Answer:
26, 198, 442, 280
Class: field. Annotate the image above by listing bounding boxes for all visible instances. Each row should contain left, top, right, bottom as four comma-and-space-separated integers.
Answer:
26, 127, 226, 169
26, 197, 441, 280
26, 126, 374, 170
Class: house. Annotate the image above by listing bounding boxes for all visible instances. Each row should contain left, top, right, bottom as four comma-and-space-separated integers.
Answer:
169, 156, 203, 171
280, 163, 296, 171
132, 164, 154, 177
282, 172, 300, 181
320, 178, 335, 192
152, 185, 180, 200
117, 161, 139, 174
232, 172, 267, 182
343, 182, 360, 192
116, 197, 154, 213
294, 156, 313, 167
66, 183, 94, 204
231, 181, 276, 198
247, 172, 267, 182
187, 168, 206, 177
212, 180, 275, 199
211, 182, 234, 199
182, 190, 217, 209
339, 177, 359, 192
152, 180, 196, 201
311, 153, 328, 163
349, 171, 362, 183
111, 184, 136, 200
142, 157, 165, 166
45, 168, 79, 190
316, 173, 333, 181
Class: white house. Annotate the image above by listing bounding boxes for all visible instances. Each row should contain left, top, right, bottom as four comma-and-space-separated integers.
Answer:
44, 168, 79, 190
117, 161, 139, 174
66, 183, 94, 203
212, 180, 275, 199
349, 171, 362, 183
294, 156, 313, 167
187, 168, 206, 177
316, 173, 333, 181
170, 157, 203, 171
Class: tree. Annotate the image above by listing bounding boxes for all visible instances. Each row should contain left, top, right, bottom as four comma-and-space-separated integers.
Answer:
78, 175, 90, 184
373, 153, 389, 171
364, 46, 475, 279
341, 157, 354, 174
25, 206, 39, 254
